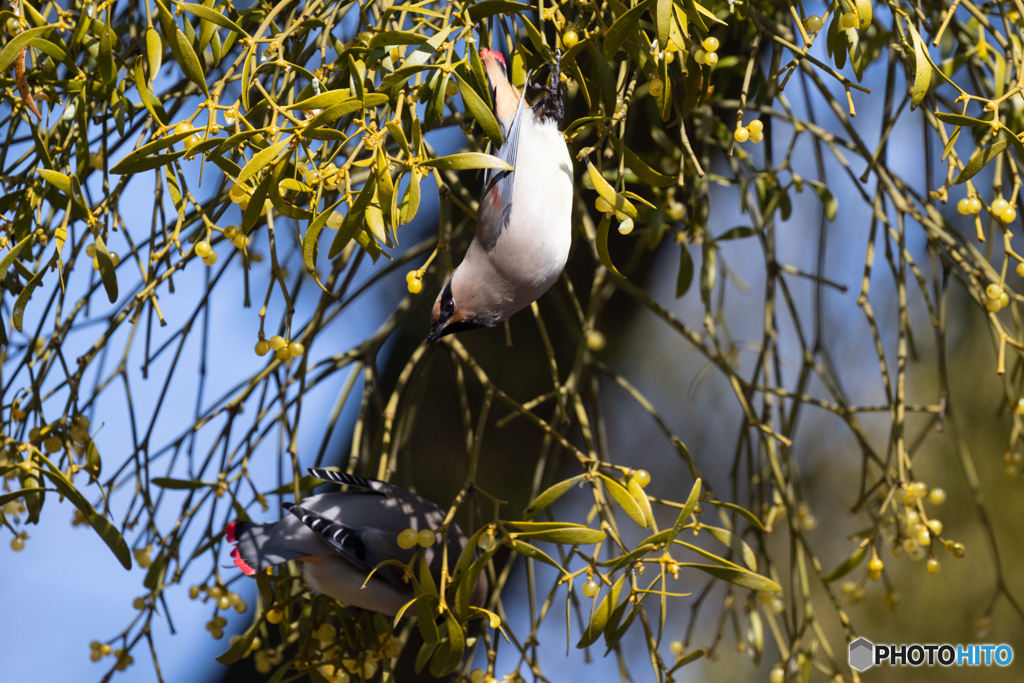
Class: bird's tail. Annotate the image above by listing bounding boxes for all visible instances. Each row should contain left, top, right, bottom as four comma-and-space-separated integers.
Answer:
480, 48, 521, 122
225, 520, 306, 576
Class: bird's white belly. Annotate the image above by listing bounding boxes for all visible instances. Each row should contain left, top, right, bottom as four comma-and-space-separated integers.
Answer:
304, 559, 408, 616
494, 117, 573, 301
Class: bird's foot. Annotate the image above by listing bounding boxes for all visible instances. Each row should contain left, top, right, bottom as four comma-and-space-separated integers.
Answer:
532, 49, 564, 123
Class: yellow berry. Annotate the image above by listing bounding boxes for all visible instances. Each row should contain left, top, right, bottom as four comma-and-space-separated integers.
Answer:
326, 211, 343, 229
133, 597, 146, 610
208, 585, 223, 599
929, 488, 946, 505
189, 585, 200, 599
805, 15, 823, 31
911, 482, 928, 499
304, 170, 321, 187
1002, 207, 1017, 223
470, 670, 487, 683
275, 347, 290, 361
693, 49, 705, 65
1018, 263, 1024, 277
663, 51, 674, 63
202, 253, 218, 266
748, 119, 764, 134
957, 198, 972, 215
770, 664, 786, 683
903, 537, 919, 553
734, 127, 750, 142
587, 330, 606, 351
703, 51, 718, 66
968, 197, 982, 213
581, 579, 599, 597
952, 542, 965, 558
562, 30, 579, 48
649, 77, 664, 97
234, 234, 247, 249
86, 244, 96, 257
223, 226, 237, 239
218, 596, 231, 610
397, 528, 418, 550
702, 37, 719, 52
288, 341, 304, 358
445, 79, 459, 97
315, 623, 337, 641
266, 608, 284, 624
11, 537, 24, 551
44, 435, 62, 453
841, 12, 857, 28
417, 529, 435, 547
634, 470, 651, 487
595, 196, 612, 213
926, 558, 940, 573
478, 530, 496, 551
987, 284, 1004, 300
987, 298, 1002, 312
618, 218, 634, 235
670, 640, 685, 655
229, 184, 247, 203
927, 519, 943, 535
183, 135, 200, 151
868, 558, 883, 572
749, 130, 764, 143
992, 197, 1009, 215
173, 122, 191, 136
268, 335, 287, 350
408, 278, 422, 294
195, 241, 212, 258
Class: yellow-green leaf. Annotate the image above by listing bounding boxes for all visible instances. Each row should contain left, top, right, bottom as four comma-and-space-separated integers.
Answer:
587, 161, 637, 218
577, 574, 625, 648
678, 563, 781, 592
668, 478, 701, 542
467, 0, 532, 21
908, 23, 931, 110
329, 176, 377, 258
628, 477, 655, 529
600, 474, 647, 528
595, 213, 621, 276
419, 153, 512, 171
93, 234, 118, 303
175, 28, 208, 97
455, 71, 503, 147
656, 0, 673, 49
524, 474, 585, 520
0, 26, 50, 73
237, 138, 290, 185
146, 27, 163, 79
855, 0, 872, 28
0, 234, 33, 281
703, 526, 757, 571
954, 139, 1007, 184
180, 3, 248, 36
285, 89, 353, 111
13, 265, 45, 332
604, 0, 652, 59
706, 500, 766, 532
512, 527, 607, 545
825, 544, 868, 582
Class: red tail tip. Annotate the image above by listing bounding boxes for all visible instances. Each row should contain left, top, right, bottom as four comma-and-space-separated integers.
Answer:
225, 522, 237, 544
480, 48, 506, 67
231, 546, 257, 576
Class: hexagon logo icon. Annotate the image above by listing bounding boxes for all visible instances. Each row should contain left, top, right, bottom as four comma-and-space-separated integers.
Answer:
849, 637, 874, 672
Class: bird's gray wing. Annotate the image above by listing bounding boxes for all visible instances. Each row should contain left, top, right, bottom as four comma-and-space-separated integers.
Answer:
287, 504, 407, 590
308, 468, 387, 495
478, 95, 525, 250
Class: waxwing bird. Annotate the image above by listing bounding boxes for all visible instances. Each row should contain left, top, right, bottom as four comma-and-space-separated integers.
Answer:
226, 469, 487, 616
428, 49, 574, 344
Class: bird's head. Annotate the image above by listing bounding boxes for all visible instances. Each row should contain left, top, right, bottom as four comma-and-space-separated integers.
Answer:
428, 275, 492, 344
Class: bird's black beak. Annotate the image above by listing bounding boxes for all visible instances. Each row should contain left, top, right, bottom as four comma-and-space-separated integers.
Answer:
427, 320, 447, 345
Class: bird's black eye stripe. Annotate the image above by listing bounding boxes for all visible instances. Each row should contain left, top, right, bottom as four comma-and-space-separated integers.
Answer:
441, 281, 456, 316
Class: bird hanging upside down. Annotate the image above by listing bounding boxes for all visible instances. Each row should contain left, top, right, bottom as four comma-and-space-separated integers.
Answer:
226, 469, 486, 616
427, 49, 574, 344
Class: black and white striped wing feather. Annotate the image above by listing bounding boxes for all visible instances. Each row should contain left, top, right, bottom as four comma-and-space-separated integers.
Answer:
308, 468, 386, 495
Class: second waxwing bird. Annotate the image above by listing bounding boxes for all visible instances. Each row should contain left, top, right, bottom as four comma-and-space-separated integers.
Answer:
427, 49, 573, 344
225, 468, 487, 616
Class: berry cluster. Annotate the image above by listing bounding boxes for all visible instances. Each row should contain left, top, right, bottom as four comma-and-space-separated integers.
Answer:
985, 283, 1011, 312
734, 119, 765, 144
406, 269, 424, 294
693, 37, 720, 67
396, 527, 436, 549
189, 583, 248, 614
594, 197, 634, 234
990, 196, 1017, 224
255, 335, 305, 360
956, 196, 982, 215
88, 642, 133, 670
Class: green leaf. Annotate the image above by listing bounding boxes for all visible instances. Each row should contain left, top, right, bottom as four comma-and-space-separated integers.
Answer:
825, 544, 868, 582
419, 153, 512, 171
668, 478, 701, 543
99, 13, 114, 86
699, 241, 716, 307
0, 234, 33, 282
328, 175, 377, 258
706, 500, 766, 532
678, 563, 781, 592
622, 145, 676, 186
656, 0, 673, 49
595, 213, 621, 276
110, 151, 186, 175
628, 477, 655, 529
237, 138, 290, 185
604, 0, 651, 59
934, 112, 986, 128
955, 139, 1008, 184
0, 488, 47, 507
716, 226, 757, 241
217, 617, 261, 664
675, 243, 693, 298
152, 477, 209, 489
399, 168, 421, 226
180, 3, 248, 36
175, 28, 209, 97
807, 180, 838, 221
0, 26, 50, 73
285, 89, 353, 111
12, 264, 45, 332
669, 648, 706, 673
455, 71, 503, 147
146, 27, 163, 79
512, 527, 607, 545
304, 94, 387, 129
303, 199, 344, 272
509, 540, 563, 569
855, 0, 872, 27
600, 474, 648, 528
93, 234, 118, 303
908, 23, 932, 110
467, 0, 533, 21
37, 456, 131, 569
368, 30, 428, 49
577, 574, 625, 648
243, 174, 272, 234
524, 474, 585, 520
703, 526, 757, 571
